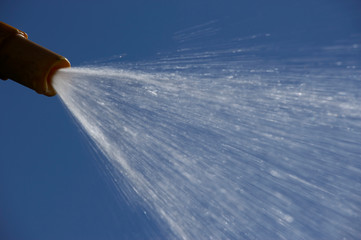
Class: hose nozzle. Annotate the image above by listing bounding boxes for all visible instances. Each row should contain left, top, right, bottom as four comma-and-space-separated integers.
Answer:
0, 22, 70, 96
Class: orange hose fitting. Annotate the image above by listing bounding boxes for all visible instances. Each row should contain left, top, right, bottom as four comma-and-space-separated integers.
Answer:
0, 22, 70, 96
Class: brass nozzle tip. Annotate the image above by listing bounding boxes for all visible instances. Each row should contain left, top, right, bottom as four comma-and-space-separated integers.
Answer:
0, 21, 71, 96
45, 57, 71, 96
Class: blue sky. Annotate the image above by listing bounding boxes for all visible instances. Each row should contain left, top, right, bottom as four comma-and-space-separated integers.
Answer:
0, 0, 360, 239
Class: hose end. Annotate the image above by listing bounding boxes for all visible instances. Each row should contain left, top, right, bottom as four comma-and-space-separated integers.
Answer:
0, 22, 71, 97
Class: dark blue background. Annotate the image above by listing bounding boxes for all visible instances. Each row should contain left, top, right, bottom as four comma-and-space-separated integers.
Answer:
0, 0, 360, 239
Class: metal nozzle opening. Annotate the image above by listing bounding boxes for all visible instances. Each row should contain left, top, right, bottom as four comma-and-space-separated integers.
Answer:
45, 57, 71, 96
0, 21, 71, 96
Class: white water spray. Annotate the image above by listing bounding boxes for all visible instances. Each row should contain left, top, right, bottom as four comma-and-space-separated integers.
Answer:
53, 40, 361, 239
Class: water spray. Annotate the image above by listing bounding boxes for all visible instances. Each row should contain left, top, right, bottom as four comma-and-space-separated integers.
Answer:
53, 41, 361, 239
0, 21, 70, 96
2, 20, 360, 239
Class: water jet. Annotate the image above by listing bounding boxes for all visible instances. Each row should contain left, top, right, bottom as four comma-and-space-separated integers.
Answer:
1, 20, 360, 240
